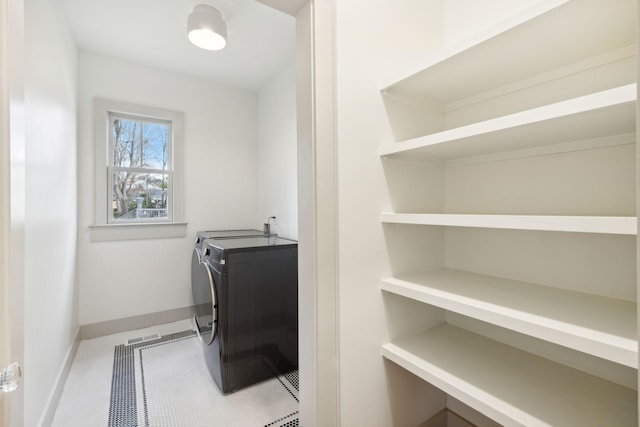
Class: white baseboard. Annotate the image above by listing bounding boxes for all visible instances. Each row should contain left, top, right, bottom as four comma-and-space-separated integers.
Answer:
79, 305, 196, 340
38, 328, 80, 427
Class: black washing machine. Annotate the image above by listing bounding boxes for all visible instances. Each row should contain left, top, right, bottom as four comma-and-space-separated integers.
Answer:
190, 230, 267, 356
191, 229, 266, 307
191, 235, 298, 394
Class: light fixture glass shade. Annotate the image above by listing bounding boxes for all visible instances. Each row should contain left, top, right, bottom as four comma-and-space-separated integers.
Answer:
187, 5, 227, 51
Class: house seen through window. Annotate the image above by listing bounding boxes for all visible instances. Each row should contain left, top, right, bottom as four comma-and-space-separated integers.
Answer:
109, 113, 172, 223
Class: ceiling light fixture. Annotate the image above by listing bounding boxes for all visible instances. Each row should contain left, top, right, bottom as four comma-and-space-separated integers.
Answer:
187, 5, 227, 51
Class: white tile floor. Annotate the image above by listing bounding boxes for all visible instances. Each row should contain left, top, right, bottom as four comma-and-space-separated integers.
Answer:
51, 319, 299, 427
52, 319, 194, 427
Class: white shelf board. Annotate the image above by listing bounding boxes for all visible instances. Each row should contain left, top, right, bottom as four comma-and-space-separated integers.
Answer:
380, 85, 636, 160
382, 269, 637, 367
380, 0, 636, 105
381, 213, 637, 235
382, 324, 638, 427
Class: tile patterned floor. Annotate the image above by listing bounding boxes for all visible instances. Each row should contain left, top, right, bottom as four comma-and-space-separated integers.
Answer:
52, 319, 299, 427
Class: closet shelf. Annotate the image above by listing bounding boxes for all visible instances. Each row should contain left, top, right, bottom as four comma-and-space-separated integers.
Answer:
382, 324, 637, 427
382, 269, 637, 367
381, 213, 637, 235
380, 0, 636, 106
379, 84, 636, 161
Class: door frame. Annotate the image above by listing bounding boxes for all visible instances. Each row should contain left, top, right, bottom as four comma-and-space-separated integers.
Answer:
1, 0, 25, 425
0, 0, 9, 422
296, 1, 339, 426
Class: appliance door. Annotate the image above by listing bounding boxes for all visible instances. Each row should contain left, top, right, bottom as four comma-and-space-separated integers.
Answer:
191, 249, 218, 344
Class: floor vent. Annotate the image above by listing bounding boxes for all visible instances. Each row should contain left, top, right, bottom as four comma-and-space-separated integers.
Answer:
126, 333, 160, 346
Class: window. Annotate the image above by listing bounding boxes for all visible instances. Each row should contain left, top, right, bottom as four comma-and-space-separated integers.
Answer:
92, 99, 186, 241
109, 113, 171, 223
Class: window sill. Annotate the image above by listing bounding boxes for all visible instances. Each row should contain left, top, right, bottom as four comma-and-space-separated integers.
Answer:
89, 222, 188, 242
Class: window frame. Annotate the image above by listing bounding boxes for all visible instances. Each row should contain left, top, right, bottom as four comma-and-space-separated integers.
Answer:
91, 98, 186, 242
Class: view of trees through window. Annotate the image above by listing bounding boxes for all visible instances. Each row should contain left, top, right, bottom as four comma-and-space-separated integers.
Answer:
110, 114, 171, 222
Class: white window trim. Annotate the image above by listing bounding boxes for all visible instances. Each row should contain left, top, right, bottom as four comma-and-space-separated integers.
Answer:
91, 98, 187, 242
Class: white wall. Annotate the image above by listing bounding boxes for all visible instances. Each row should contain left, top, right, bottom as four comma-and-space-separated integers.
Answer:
77, 52, 259, 325
257, 61, 297, 240
334, 0, 551, 425
335, 1, 446, 426
23, 0, 78, 424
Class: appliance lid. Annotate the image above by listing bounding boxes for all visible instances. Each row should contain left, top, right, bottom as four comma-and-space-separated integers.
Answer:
204, 236, 297, 251
197, 229, 265, 239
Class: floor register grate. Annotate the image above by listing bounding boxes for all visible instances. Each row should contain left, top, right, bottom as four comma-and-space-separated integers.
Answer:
126, 333, 161, 345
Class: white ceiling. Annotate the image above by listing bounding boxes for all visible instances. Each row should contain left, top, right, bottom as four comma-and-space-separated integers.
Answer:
61, 0, 297, 91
